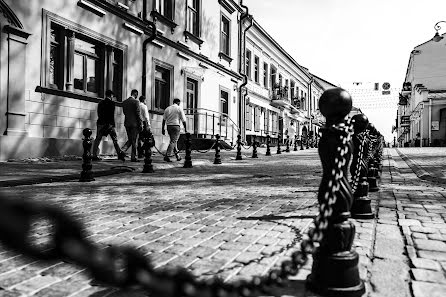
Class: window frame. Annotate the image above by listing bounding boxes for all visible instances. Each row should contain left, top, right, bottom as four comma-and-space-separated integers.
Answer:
263, 62, 268, 88
270, 65, 276, 90
186, 0, 201, 37
254, 55, 259, 83
41, 10, 127, 101
151, 58, 174, 113
183, 71, 201, 114
245, 49, 252, 79
220, 13, 231, 56
219, 86, 230, 121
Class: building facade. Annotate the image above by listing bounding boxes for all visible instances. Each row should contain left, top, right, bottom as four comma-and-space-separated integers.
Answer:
0, 0, 336, 160
397, 35, 446, 147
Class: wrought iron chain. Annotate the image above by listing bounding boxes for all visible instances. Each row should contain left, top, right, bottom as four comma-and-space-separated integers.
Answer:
194, 142, 216, 154
351, 131, 365, 192
0, 120, 353, 297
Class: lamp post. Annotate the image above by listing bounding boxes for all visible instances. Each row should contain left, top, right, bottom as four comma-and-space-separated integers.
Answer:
433, 21, 446, 42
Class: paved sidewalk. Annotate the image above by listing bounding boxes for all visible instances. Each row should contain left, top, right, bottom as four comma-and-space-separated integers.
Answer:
0, 147, 444, 297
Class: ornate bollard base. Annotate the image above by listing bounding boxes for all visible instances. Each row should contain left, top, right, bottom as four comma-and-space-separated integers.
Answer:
79, 170, 95, 182
183, 160, 193, 168
307, 250, 365, 297
142, 164, 154, 173
236, 155, 243, 160
368, 176, 379, 192
351, 197, 374, 219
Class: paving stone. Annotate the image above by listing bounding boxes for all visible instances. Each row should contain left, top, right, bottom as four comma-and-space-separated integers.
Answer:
418, 250, 446, 261
411, 281, 446, 297
414, 239, 446, 252
411, 268, 446, 284
411, 258, 442, 271
410, 226, 440, 234
399, 219, 422, 226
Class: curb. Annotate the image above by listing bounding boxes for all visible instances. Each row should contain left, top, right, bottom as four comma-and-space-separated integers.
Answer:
0, 167, 135, 188
395, 148, 446, 184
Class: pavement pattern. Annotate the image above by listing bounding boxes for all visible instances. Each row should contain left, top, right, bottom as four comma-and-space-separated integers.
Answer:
0, 147, 444, 297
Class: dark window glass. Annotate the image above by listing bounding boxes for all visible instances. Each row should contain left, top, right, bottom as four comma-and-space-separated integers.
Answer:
254, 56, 259, 83
155, 65, 170, 110
221, 15, 230, 55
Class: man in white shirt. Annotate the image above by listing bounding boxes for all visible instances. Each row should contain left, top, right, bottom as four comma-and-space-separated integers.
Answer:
137, 95, 151, 158
287, 121, 296, 148
162, 98, 187, 162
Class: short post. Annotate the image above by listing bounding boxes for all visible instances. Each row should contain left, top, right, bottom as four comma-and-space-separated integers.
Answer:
236, 134, 243, 160
294, 135, 298, 151
367, 124, 379, 192
183, 132, 193, 168
214, 134, 222, 164
142, 130, 155, 173
315, 132, 319, 148
285, 135, 290, 152
300, 135, 304, 150
79, 128, 95, 182
306, 135, 310, 149
350, 114, 374, 219
266, 134, 271, 156
276, 133, 282, 154
306, 88, 364, 296
252, 136, 258, 158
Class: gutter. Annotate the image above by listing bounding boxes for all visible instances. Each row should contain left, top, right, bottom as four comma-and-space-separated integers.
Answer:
238, 0, 253, 140
142, 19, 157, 98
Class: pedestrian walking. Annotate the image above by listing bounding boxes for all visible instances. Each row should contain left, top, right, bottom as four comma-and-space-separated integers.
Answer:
162, 98, 187, 162
92, 90, 125, 161
121, 89, 143, 162
137, 95, 151, 158
287, 121, 296, 148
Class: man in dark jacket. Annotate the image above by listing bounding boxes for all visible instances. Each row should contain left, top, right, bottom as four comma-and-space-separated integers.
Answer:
121, 89, 143, 161
92, 90, 125, 161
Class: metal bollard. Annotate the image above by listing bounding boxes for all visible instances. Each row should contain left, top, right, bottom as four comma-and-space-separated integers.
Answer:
367, 124, 379, 192
183, 132, 193, 168
266, 134, 271, 156
300, 136, 304, 150
306, 136, 309, 149
350, 114, 374, 219
285, 135, 290, 152
277, 133, 282, 154
306, 88, 364, 296
252, 136, 258, 158
213, 134, 222, 164
79, 128, 95, 182
142, 130, 155, 173
236, 134, 243, 160
294, 135, 298, 151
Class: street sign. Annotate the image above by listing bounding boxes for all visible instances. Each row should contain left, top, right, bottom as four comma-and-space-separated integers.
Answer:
382, 90, 391, 95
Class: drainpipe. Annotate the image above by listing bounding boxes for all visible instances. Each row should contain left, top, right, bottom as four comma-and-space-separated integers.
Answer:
308, 77, 314, 133
428, 98, 432, 146
238, 0, 252, 141
142, 23, 157, 98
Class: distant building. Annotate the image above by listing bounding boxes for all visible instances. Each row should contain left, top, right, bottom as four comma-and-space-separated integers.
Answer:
397, 34, 446, 147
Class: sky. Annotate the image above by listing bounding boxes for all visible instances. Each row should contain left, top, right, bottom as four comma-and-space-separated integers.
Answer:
244, 0, 446, 141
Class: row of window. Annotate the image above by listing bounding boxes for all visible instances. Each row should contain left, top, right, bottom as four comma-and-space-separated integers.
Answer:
245, 105, 279, 134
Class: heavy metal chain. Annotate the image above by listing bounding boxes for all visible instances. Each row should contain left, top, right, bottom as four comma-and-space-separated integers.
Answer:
350, 131, 365, 193
0, 121, 353, 297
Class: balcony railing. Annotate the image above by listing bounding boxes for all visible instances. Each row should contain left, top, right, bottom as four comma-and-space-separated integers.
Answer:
184, 108, 239, 144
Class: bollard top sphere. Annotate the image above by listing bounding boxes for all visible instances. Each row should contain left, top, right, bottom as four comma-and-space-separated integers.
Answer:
215, 134, 220, 139
186, 132, 191, 137
351, 114, 369, 134
368, 123, 377, 135
319, 88, 352, 125
82, 128, 92, 138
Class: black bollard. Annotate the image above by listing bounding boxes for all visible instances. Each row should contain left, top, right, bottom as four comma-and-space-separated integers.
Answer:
350, 114, 374, 219
183, 132, 193, 168
79, 128, 95, 182
252, 136, 258, 158
285, 135, 290, 152
142, 130, 155, 173
300, 135, 304, 150
367, 124, 379, 192
306, 136, 309, 149
277, 133, 282, 154
266, 134, 272, 156
236, 134, 243, 160
306, 88, 364, 296
294, 135, 298, 151
214, 134, 222, 164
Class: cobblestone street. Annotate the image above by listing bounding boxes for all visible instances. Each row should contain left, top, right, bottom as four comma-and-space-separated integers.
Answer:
0, 147, 445, 297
